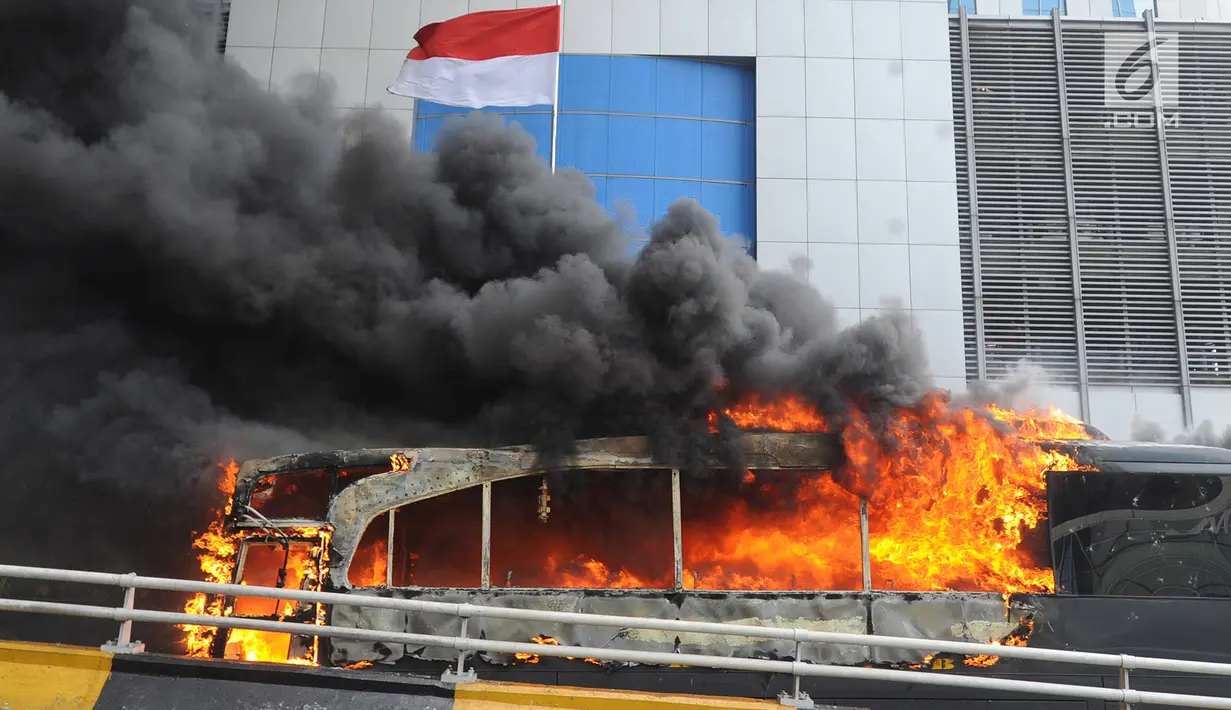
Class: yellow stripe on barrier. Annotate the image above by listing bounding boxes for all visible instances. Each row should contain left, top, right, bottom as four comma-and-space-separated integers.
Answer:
455, 680, 781, 710
0, 640, 113, 710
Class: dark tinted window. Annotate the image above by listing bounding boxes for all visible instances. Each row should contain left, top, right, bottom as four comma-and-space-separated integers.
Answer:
249, 471, 332, 519
1050, 472, 1231, 598
248, 466, 387, 520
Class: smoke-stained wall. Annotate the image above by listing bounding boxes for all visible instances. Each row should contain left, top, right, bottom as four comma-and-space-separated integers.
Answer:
221, 0, 969, 392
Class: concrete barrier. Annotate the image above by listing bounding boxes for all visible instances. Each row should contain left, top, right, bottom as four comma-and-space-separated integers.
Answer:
0, 641, 794, 710
0, 640, 111, 710
453, 681, 784, 709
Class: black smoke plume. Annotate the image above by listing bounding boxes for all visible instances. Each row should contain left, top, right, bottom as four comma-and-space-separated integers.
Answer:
0, 0, 933, 588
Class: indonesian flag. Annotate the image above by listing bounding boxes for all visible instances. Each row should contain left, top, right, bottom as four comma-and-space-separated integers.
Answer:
387, 6, 562, 109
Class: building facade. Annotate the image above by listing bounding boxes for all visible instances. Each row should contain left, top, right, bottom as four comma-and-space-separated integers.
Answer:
221, 0, 1231, 439
952, 14, 1231, 439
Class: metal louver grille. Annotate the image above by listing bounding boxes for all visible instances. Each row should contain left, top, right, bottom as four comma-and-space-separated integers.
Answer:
951, 27, 978, 381
952, 15, 1231, 404
188, 0, 230, 54
1062, 28, 1179, 386
958, 23, 1080, 384
1169, 30, 1231, 386
217, 0, 232, 55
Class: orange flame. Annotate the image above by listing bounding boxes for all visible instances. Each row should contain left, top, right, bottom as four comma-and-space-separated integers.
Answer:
348, 534, 388, 588
513, 635, 600, 665
546, 556, 651, 589
180, 460, 240, 658
535, 390, 1089, 594
513, 634, 559, 663
709, 394, 828, 432
191, 389, 1092, 669
342, 660, 374, 670
962, 617, 1035, 668
693, 391, 1089, 593
988, 404, 1093, 440
181, 460, 327, 665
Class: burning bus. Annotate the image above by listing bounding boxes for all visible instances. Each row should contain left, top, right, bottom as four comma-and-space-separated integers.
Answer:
179, 394, 1231, 683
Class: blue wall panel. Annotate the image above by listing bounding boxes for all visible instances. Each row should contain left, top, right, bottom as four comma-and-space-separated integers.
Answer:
702, 62, 755, 123
654, 119, 703, 178
656, 61, 704, 117
413, 55, 756, 256
557, 114, 608, 174
558, 56, 610, 111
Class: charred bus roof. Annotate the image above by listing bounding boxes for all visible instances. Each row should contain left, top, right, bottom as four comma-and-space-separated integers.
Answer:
1048, 439, 1231, 476
231, 432, 847, 515
233, 432, 1231, 492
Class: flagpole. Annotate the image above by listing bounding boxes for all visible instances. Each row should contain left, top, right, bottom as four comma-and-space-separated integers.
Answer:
549, 0, 562, 173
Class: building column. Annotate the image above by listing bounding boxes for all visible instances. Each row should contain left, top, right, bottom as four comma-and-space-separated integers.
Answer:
1052, 9, 1092, 422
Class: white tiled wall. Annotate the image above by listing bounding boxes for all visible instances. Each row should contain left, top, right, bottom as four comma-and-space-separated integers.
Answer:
1012, 384, 1231, 439
749, 0, 966, 381
224, 0, 967, 382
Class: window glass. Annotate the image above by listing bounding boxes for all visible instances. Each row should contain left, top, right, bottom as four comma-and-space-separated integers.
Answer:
249, 471, 331, 519
1050, 472, 1231, 597
248, 466, 387, 520
1022, 0, 1064, 14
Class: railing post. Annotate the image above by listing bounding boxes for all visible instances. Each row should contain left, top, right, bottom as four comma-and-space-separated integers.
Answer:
480, 482, 492, 590
859, 498, 872, 592
386, 512, 395, 588
778, 636, 814, 709
101, 573, 145, 654
1121, 654, 1136, 710
672, 469, 683, 591
442, 615, 477, 684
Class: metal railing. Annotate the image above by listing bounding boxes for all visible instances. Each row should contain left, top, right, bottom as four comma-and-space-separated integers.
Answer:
2, 564, 1231, 709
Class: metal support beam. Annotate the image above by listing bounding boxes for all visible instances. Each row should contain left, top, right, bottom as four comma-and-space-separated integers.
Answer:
859, 498, 871, 592
1052, 8, 1092, 422
959, 6, 988, 383
1146, 10, 1195, 428
386, 511, 395, 588
480, 482, 491, 590
100, 580, 145, 654
672, 469, 683, 591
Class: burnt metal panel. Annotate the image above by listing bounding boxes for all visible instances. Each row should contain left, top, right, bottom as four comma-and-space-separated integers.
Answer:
868, 594, 1033, 665
1020, 594, 1231, 664
327, 589, 1023, 670
1050, 440, 1231, 476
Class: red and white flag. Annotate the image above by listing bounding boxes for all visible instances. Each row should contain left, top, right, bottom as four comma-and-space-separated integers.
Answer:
387, 6, 562, 109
